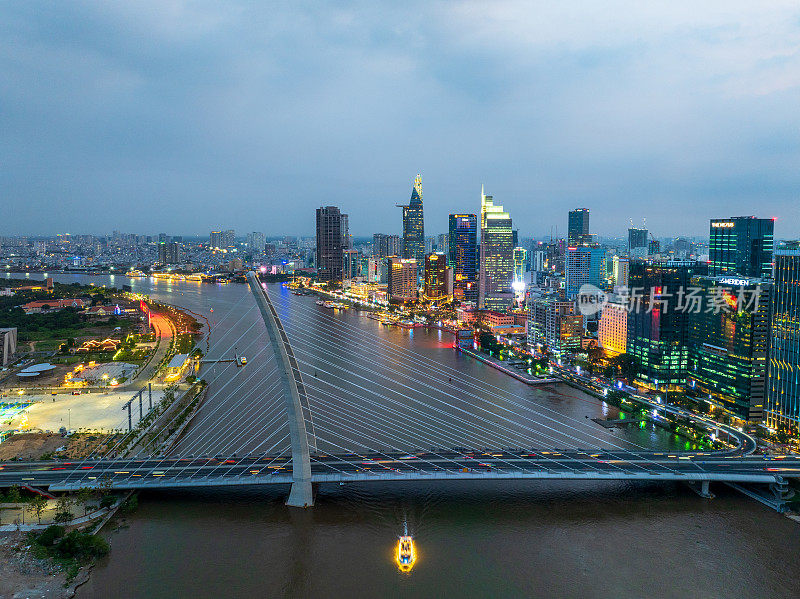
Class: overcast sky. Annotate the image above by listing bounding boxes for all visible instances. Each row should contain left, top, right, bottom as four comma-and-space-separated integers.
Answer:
2, 1, 799, 239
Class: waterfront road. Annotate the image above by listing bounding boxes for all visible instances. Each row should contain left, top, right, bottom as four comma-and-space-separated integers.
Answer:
1, 450, 797, 491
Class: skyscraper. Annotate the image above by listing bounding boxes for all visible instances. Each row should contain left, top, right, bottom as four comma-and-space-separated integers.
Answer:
564, 245, 606, 299
316, 206, 345, 282
512, 247, 527, 287
436, 233, 449, 256
628, 226, 648, 257
687, 276, 771, 421
568, 209, 590, 246
246, 232, 265, 255
398, 174, 425, 262
449, 214, 478, 303
372, 233, 402, 260
709, 216, 774, 279
341, 214, 351, 250
424, 253, 450, 301
479, 187, 514, 310
765, 250, 800, 433
158, 241, 180, 265
612, 256, 630, 290
388, 257, 418, 303
627, 260, 708, 389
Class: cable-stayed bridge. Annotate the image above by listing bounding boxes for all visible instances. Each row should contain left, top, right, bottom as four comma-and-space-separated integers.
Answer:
1, 272, 796, 509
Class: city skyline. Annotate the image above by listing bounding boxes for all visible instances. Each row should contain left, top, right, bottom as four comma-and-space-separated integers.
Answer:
3, 2, 800, 238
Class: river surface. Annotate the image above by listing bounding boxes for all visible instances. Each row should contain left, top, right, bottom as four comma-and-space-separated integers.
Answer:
6, 272, 800, 598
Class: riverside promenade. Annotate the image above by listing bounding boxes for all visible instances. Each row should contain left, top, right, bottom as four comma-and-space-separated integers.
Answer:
456, 343, 559, 385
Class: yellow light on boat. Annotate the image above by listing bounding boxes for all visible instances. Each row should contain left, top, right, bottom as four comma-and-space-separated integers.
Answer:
396, 535, 417, 573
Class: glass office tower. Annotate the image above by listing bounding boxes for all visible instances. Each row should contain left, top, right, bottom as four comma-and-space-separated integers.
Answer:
765, 250, 800, 433
709, 216, 774, 279
449, 214, 478, 303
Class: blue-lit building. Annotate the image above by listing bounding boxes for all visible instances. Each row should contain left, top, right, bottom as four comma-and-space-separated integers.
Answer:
564, 245, 606, 299
449, 214, 478, 303
766, 250, 800, 433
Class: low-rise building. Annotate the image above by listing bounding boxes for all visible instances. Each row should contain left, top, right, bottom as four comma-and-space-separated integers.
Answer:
22, 298, 85, 314
483, 310, 514, 327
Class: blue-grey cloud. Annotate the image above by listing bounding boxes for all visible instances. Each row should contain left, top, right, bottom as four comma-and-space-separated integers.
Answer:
1, 0, 799, 240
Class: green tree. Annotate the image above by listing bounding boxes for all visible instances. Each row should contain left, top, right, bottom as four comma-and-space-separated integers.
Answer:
27, 495, 48, 524
75, 488, 94, 516
53, 496, 74, 523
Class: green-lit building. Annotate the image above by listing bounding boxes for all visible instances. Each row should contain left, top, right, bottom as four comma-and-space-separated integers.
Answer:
765, 250, 800, 433
627, 260, 708, 389
686, 276, 771, 421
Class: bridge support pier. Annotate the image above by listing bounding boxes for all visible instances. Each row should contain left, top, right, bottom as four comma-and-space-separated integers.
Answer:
287, 479, 314, 508
687, 480, 714, 499
247, 271, 314, 508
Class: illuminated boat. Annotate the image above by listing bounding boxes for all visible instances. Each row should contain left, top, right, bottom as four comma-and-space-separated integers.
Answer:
396, 523, 416, 572
125, 270, 146, 278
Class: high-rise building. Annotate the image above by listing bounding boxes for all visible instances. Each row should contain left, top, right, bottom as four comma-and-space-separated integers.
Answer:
343, 249, 359, 281
765, 250, 800, 432
568, 209, 590, 246
479, 187, 514, 310
709, 216, 774, 279
612, 256, 630, 290
341, 214, 351, 250
628, 226, 648, 257
424, 253, 451, 301
158, 241, 180, 265
372, 233, 402, 260
512, 247, 527, 288
436, 233, 449, 257
598, 296, 627, 355
527, 294, 583, 356
316, 206, 345, 282
687, 276, 771, 421
210, 230, 235, 249
398, 174, 425, 261
449, 214, 478, 303
627, 260, 708, 389
388, 257, 418, 303
565, 246, 606, 299
246, 232, 265, 255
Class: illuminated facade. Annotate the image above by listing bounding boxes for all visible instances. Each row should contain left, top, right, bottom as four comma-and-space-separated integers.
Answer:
388, 257, 418, 303
527, 294, 583, 355
598, 297, 627, 355
686, 276, 771, 421
709, 216, 774, 279
424, 253, 450, 301
398, 174, 425, 262
612, 256, 629, 290
565, 245, 606, 299
627, 260, 708, 388
449, 214, 478, 303
479, 187, 514, 310
765, 250, 800, 432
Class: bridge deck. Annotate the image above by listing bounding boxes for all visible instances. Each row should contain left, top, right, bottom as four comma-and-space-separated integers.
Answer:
2, 450, 796, 492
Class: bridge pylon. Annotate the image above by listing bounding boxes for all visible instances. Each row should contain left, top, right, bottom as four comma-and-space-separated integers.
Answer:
246, 272, 313, 507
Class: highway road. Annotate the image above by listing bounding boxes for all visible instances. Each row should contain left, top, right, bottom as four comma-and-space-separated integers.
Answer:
2, 449, 798, 491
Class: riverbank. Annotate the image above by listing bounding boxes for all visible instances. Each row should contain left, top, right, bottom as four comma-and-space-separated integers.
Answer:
457, 343, 559, 385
